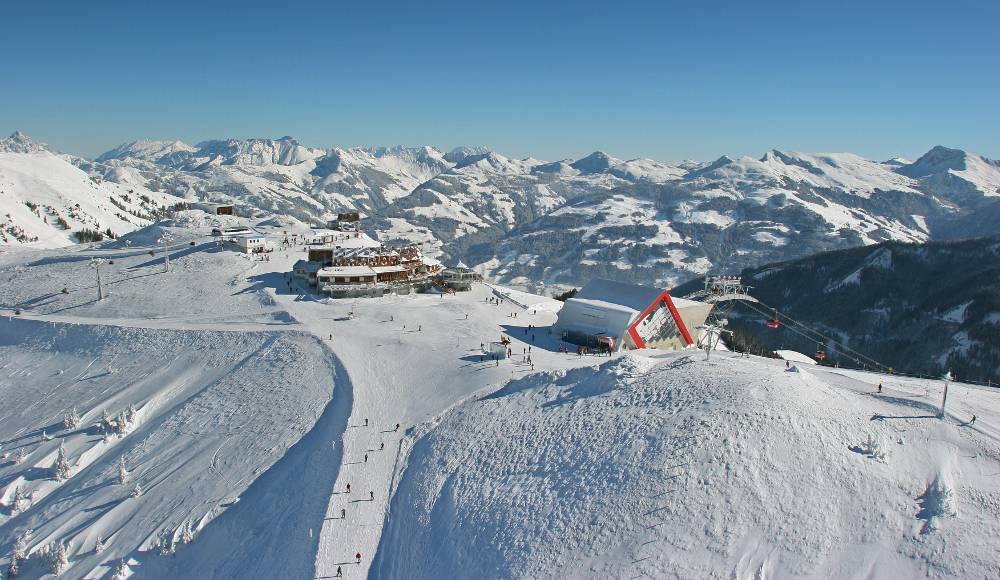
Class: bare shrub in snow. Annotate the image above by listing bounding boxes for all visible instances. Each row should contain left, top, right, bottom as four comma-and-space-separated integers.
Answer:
851, 434, 888, 462
63, 407, 81, 431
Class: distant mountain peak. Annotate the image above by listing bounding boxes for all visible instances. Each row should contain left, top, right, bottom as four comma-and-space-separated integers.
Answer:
0, 130, 46, 153
570, 151, 619, 174
898, 145, 970, 177
445, 146, 490, 165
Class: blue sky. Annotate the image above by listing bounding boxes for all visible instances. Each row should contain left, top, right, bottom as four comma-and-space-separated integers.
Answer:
3, 0, 997, 161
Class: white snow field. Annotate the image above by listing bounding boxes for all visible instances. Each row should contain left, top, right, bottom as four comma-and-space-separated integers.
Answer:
0, 215, 998, 579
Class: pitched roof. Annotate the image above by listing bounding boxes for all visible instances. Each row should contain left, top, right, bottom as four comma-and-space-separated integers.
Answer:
575, 279, 666, 313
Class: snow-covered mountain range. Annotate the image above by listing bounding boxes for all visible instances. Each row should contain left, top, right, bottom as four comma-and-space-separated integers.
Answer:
0, 133, 183, 247
3, 132, 999, 291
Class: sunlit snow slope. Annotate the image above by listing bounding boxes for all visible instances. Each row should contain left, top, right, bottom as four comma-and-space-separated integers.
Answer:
375, 353, 1000, 579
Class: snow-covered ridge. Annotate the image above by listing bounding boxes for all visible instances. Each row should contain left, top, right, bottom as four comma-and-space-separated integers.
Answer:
0, 136, 183, 248
5, 130, 1000, 290
376, 353, 1000, 579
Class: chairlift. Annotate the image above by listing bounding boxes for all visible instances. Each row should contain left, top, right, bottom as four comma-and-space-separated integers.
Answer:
814, 350, 827, 362
766, 309, 781, 329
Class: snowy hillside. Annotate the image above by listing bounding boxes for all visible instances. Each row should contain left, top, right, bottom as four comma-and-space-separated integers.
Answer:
682, 236, 1000, 384
0, 133, 183, 248
0, 216, 997, 578
376, 354, 1000, 579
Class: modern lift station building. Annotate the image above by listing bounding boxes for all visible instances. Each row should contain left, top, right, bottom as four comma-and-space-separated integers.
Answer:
554, 279, 713, 352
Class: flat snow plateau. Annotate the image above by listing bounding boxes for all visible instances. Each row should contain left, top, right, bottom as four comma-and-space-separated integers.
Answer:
0, 216, 998, 579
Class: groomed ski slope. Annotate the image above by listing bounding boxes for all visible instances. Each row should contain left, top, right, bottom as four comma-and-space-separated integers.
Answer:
374, 352, 1000, 579
0, 319, 343, 579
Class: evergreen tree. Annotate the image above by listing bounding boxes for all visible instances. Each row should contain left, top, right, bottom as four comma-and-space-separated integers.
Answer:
116, 411, 129, 436
94, 536, 105, 554
131, 483, 142, 498
180, 519, 194, 544
47, 540, 68, 576
117, 456, 129, 485
11, 486, 28, 514
111, 559, 129, 580
63, 407, 81, 431
54, 441, 72, 481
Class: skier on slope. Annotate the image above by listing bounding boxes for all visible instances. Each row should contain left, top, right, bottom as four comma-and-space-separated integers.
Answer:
336, 565, 343, 577
341, 508, 346, 518
877, 382, 882, 394
346, 483, 351, 493
395, 423, 400, 432
370, 491, 374, 500
356, 552, 362, 564
380, 442, 385, 450
970, 414, 977, 425
364, 453, 368, 463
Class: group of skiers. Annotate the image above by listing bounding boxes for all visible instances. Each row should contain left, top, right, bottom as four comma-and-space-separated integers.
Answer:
336, 420, 401, 576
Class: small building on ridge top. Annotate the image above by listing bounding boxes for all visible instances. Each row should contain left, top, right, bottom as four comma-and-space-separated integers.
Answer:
553, 279, 713, 352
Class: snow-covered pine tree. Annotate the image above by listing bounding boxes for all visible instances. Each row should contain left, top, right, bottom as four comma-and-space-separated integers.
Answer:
125, 404, 137, 426
54, 441, 72, 481
7, 556, 18, 578
94, 536, 105, 554
117, 456, 128, 485
179, 519, 194, 544
14, 448, 27, 465
14, 533, 29, 562
11, 486, 29, 514
47, 540, 68, 575
156, 529, 175, 556
116, 411, 128, 436
101, 409, 113, 432
130, 483, 142, 498
63, 407, 81, 431
12, 530, 30, 563
111, 558, 129, 580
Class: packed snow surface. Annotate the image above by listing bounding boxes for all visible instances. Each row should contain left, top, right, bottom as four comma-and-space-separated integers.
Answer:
0, 215, 997, 579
